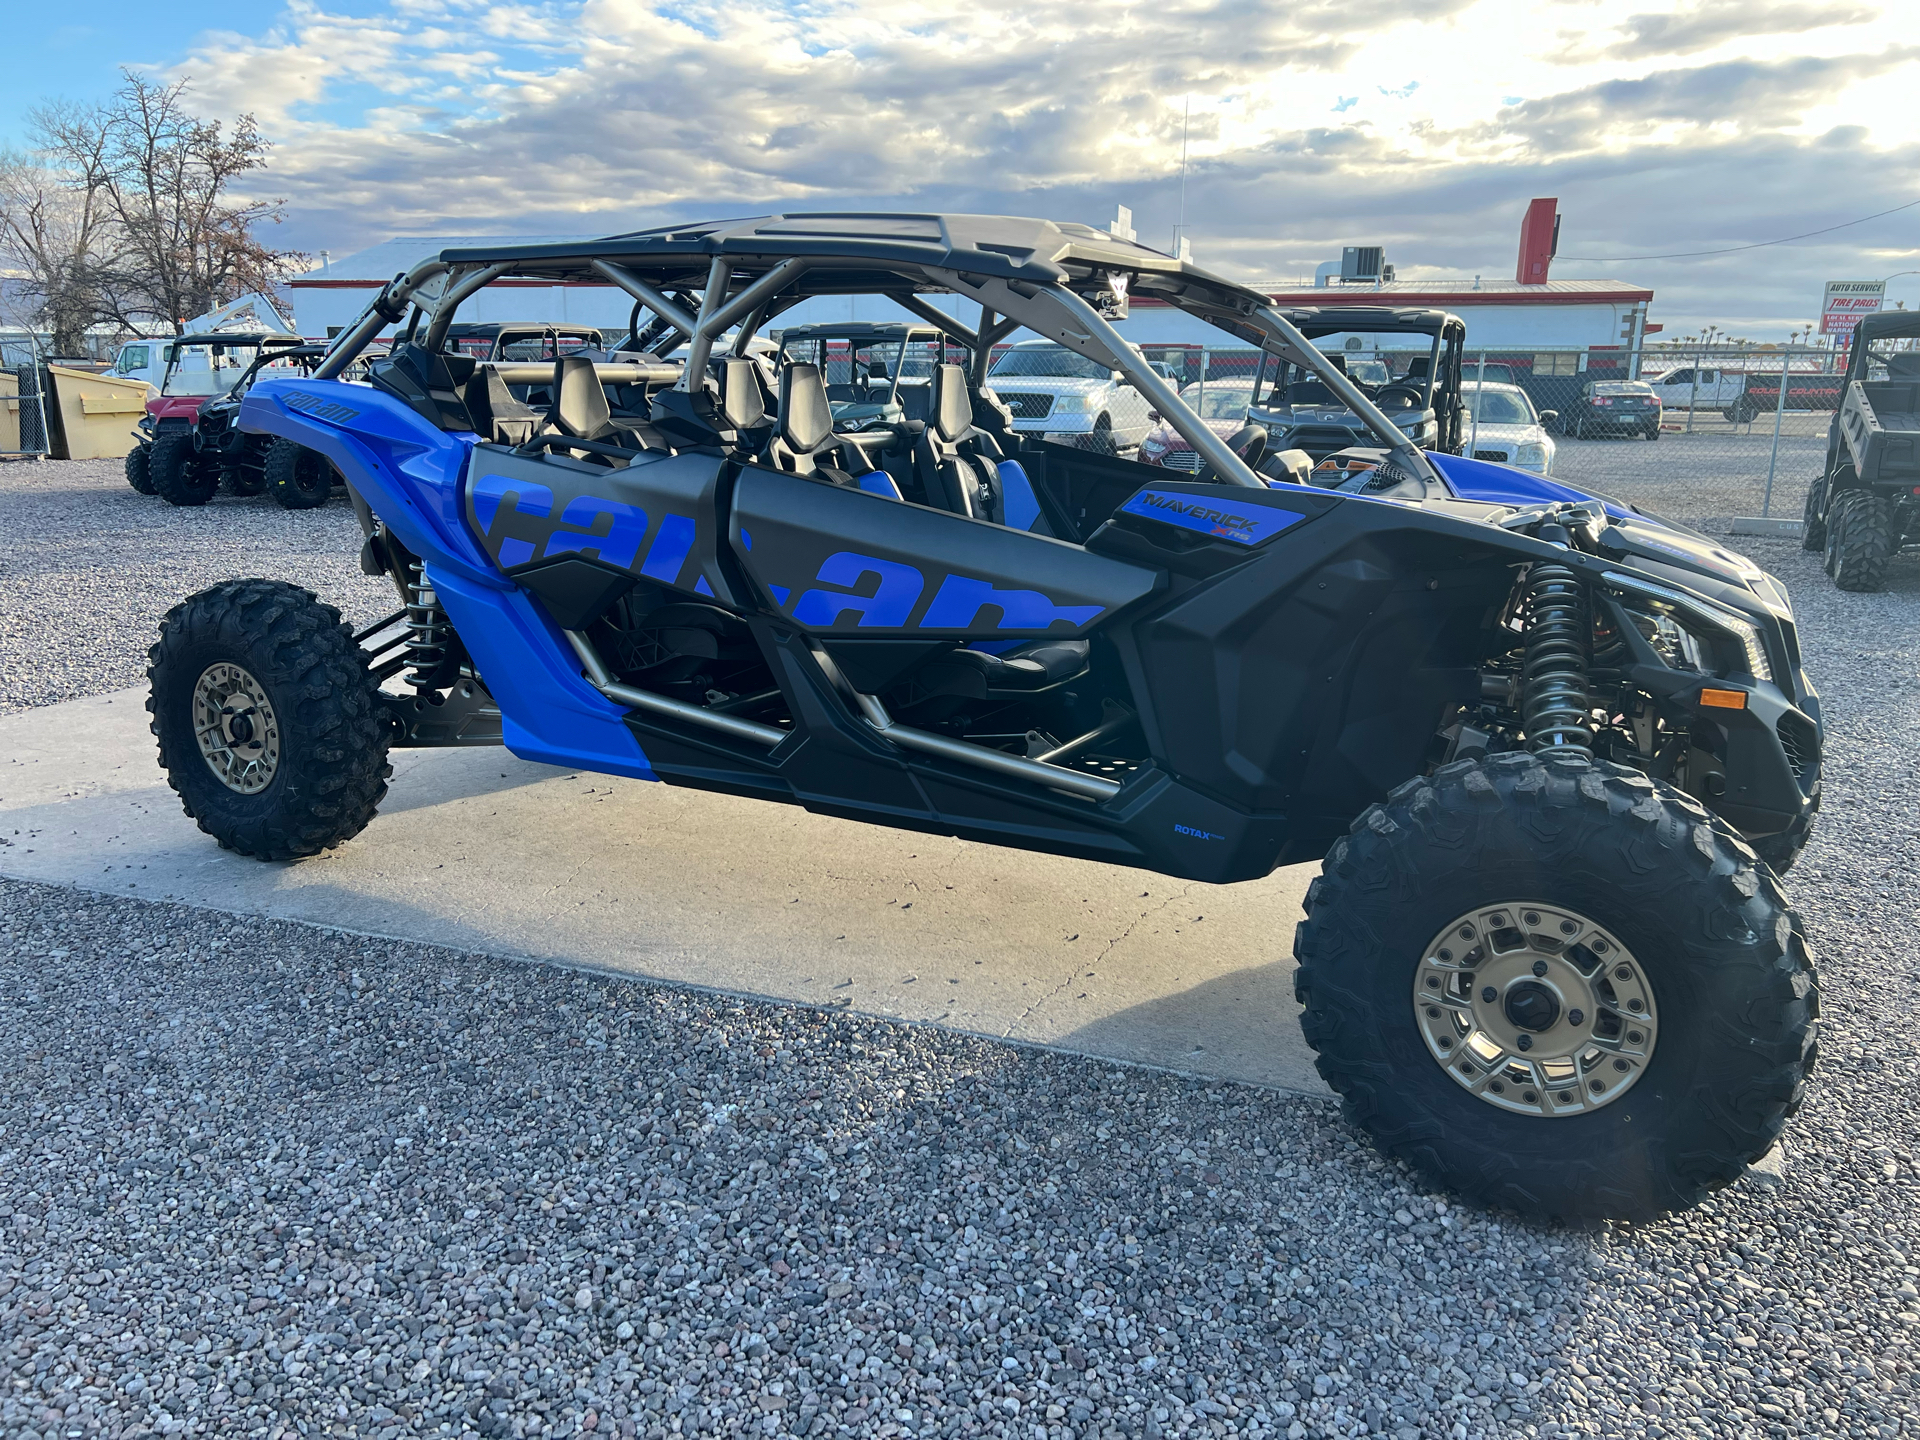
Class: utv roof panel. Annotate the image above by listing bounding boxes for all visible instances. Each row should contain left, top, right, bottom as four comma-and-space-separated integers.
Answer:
1274, 306, 1465, 338
774, 321, 948, 341
173, 331, 304, 348
1855, 310, 1920, 344
434, 212, 1272, 313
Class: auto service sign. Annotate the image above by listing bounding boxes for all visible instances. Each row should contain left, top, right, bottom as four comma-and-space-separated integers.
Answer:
1821, 280, 1885, 338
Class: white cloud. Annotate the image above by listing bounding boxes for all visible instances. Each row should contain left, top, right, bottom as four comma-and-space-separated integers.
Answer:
137, 0, 1920, 334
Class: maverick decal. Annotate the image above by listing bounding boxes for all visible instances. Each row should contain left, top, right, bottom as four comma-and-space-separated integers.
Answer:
1119, 489, 1302, 546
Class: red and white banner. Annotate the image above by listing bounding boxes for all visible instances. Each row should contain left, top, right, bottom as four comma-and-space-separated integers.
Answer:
1821, 280, 1885, 338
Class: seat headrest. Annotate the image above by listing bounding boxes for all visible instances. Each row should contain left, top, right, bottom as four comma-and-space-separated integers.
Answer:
780, 364, 834, 453
550, 355, 610, 437
720, 358, 766, 430
931, 363, 973, 444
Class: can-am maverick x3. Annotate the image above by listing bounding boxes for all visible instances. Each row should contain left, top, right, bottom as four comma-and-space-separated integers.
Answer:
147, 213, 1819, 1221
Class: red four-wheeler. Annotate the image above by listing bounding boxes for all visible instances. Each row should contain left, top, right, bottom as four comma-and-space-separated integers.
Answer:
129, 335, 356, 510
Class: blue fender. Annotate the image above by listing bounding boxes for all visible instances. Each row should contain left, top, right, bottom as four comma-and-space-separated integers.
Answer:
239, 376, 655, 780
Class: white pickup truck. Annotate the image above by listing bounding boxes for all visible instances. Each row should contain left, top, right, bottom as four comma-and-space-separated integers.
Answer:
983, 340, 1158, 454
1645, 366, 1746, 412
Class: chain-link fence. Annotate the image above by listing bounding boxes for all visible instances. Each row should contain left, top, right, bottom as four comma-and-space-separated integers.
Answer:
2, 365, 52, 459
1127, 341, 1852, 529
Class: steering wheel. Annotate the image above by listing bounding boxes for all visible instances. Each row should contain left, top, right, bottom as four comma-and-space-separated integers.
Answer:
1225, 422, 1268, 470
1374, 384, 1425, 410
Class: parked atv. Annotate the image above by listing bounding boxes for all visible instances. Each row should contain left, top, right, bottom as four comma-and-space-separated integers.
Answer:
1802, 310, 1920, 591
148, 214, 1819, 1222
128, 331, 301, 498
149, 342, 359, 509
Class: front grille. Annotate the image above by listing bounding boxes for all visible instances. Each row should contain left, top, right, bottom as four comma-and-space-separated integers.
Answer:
1776, 710, 1821, 791
1288, 425, 1364, 459
1160, 451, 1204, 472
1472, 449, 1510, 462
999, 392, 1054, 420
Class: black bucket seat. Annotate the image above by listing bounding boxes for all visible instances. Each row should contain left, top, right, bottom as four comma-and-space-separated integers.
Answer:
914, 364, 1004, 519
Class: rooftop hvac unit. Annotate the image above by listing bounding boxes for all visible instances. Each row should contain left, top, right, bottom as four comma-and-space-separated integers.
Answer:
1342, 246, 1386, 281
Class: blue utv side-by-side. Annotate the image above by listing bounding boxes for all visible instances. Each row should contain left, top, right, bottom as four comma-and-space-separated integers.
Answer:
145, 213, 1819, 1222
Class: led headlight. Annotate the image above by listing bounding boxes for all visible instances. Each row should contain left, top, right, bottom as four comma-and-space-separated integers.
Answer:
1050, 393, 1090, 414
1602, 573, 1774, 682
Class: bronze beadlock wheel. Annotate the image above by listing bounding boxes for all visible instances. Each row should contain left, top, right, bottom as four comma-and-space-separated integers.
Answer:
190, 661, 283, 795
1412, 902, 1655, 1117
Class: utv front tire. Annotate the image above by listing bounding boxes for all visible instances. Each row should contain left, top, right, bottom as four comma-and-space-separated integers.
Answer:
1824, 489, 1895, 592
125, 443, 156, 495
1294, 751, 1817, 1223
265, 439, 336, 510
151, 431, 220, 507
1800, 475, 1829, 552
147, 579, 391, 860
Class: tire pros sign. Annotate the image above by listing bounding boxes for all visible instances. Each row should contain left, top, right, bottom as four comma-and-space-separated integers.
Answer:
1821, 280, 1885, 339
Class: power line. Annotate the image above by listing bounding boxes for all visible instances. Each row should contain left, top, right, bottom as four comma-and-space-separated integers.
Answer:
1558, 196, 1920, 262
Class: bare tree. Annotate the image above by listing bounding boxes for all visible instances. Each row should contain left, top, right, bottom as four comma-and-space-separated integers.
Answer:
9, 72, 301, 342
0, 113, 117, 355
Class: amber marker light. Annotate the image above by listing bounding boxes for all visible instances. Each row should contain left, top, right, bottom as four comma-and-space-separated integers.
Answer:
1698, 688, 1748, 709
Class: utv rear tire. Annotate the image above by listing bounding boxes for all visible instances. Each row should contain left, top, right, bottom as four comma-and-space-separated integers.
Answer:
224, 465, 268, 497
151, 431, 220, 507
1800, 476, 1829, 552
125, 444, 155, 495
147, 579, 391, 860
265, 438, 336, 510
1824, 489, 1895, 592
1294, 751, 1817, 1223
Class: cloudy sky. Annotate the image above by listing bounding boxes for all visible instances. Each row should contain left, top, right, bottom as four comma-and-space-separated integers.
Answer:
7, 0, 1916, 338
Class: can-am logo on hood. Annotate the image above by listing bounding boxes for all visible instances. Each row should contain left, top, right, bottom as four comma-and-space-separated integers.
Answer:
1118, 489, 1302, 547
282, 390, 360, 424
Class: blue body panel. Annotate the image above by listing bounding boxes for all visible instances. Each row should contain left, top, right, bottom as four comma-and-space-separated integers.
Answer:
239, 377, 656, 781
1428, 451, 1635, 520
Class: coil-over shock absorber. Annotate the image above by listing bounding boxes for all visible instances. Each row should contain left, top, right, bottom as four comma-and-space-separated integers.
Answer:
1521, 559, 1594, 754
404, 560, 456, 691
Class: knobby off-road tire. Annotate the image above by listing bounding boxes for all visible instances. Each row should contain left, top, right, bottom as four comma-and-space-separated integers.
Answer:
265, 438, 335, 510
151, 431, 220, 507
1294, 751, 1818, 1223
1751, 784, 1819, 875
125, 443, 155, 495
148, 579, 391, 860
1824, 489, 1896, 592
1801, 476, 1829, 552
223, 465, 268, 497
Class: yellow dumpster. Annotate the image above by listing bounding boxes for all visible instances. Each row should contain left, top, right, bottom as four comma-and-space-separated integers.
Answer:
0, 371, 19, 453
45, 364, 150, 459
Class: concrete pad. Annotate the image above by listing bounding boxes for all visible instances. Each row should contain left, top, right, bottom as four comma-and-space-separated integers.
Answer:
1727, 517, 1803, 538
1, 689, 1327, 1094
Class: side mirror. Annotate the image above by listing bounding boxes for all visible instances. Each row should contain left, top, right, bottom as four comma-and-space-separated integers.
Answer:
1539, 410, 1558, 424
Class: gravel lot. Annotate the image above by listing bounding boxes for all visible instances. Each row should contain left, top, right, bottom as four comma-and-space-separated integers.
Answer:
4, 460, 1920, 1440
1548, 416, 1827, 528
0, 458, 387, 717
